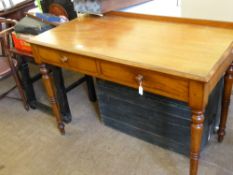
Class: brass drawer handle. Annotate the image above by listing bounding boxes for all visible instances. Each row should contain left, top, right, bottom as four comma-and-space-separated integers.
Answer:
135, 74, 144, 96
60, 56, 69, 63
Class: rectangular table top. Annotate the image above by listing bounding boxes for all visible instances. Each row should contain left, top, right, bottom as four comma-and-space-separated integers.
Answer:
29, 12, 233, 82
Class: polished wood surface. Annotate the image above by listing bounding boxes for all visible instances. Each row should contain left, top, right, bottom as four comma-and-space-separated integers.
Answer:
109, 11, 233, 28
30, 12, 233, 82
188, 81, 206, 175
190, 110, 204, 175
40, 64, 65, 134
37, 46, 98, 75
29, 12, 233, 175
99, 61, 189, 101
36, 45, 189, 101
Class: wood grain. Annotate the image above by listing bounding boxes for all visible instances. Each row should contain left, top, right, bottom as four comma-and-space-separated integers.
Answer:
188, 81, 207, 175
37, 46, 98, 75
190, 110, 204, 175
109, 11, 233, 28
99, 61, 189, 101
29, 12, 233, 175
33, 44, 189, 102
29, 12, 233, 82
40, 64, 65, 134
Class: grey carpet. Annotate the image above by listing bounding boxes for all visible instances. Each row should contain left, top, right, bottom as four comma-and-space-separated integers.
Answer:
0, 67, 233, 175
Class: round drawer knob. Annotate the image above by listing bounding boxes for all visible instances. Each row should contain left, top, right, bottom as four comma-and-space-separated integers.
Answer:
61, 56, 69, 63
136, 74, 143, 82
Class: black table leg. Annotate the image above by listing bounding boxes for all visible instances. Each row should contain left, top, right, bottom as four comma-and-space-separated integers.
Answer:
18, 56, 37, 109
85, 75, 97, 102
50, 66, 72, 123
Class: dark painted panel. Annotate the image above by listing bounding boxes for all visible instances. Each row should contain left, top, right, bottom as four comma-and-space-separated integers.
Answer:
96, 78, 224, 155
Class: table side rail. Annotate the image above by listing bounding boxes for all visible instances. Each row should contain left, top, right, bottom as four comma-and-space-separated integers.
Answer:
32, 45, 189, 102
109, 11, 233, 29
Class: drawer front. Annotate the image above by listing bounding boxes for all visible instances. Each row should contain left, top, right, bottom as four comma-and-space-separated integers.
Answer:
99, 61, 189, 102
38, 47, 98, 75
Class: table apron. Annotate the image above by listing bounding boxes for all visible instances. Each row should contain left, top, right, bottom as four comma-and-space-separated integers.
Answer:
35, 46, 189, 102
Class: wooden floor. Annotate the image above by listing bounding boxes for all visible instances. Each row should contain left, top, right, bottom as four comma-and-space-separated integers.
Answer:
0, 69, 233, 175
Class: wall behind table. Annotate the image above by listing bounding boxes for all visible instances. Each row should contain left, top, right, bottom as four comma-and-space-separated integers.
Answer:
181, 0, 233, 22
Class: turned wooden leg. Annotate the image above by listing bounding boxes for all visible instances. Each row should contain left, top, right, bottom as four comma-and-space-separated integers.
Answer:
8, 54, 29, 111
40, 64, 65, 134
190, 110, 204, 175
218, 62, 233, 142
51, 66, 72, 123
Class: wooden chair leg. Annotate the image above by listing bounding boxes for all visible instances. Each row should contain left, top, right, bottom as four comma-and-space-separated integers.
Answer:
12, 66, 29, 111
7, 53, 29, 111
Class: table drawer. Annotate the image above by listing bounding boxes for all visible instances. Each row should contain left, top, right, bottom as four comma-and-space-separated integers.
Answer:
100, 61, 189, 101
38, 47, 98, 74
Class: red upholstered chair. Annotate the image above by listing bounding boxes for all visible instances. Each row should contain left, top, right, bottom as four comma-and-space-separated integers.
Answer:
0, 18, 29, 110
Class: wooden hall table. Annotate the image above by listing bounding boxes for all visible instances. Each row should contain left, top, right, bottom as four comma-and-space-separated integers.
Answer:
29, 12, 233, 175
